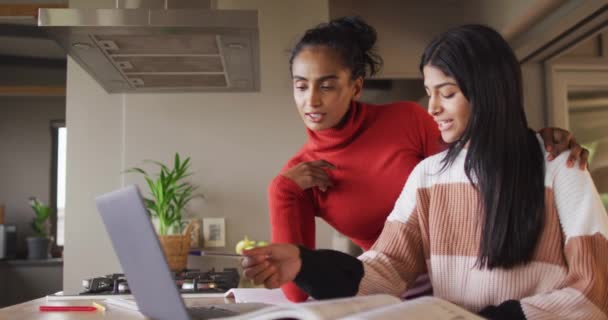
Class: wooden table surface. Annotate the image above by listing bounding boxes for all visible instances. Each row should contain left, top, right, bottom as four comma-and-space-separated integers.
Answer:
0, 296, 235, 320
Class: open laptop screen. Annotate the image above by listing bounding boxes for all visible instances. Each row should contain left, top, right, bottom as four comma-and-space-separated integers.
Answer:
96, 185, 191, 320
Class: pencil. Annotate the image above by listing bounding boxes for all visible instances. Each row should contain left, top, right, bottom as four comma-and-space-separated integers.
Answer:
39, 306, 97, 312
92, 302, 106, 312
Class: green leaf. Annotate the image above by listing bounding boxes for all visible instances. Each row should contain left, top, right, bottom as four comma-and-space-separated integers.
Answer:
175, 153, 181, 170
125, 152, 202, 234
125, 167, 148, 176
29, 197, 50, 237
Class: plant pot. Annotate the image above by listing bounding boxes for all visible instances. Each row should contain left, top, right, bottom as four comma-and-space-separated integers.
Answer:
26, 237, 50, 260
158, 234, 190, 271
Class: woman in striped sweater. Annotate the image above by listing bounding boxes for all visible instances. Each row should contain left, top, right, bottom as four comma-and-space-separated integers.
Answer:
242, 24, 608, 319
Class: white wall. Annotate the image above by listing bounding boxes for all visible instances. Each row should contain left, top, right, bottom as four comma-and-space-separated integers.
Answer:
63, 0, 330, 293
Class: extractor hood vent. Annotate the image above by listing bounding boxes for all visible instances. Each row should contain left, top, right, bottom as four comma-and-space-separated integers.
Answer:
38, 2, 259, 93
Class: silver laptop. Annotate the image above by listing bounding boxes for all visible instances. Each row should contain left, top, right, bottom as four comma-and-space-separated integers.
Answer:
96, 185, 266, 319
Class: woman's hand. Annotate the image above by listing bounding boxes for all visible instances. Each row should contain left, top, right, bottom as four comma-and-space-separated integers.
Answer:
538, 127, 589, 169
282, 160, 336, 192
241, 244, 302, 289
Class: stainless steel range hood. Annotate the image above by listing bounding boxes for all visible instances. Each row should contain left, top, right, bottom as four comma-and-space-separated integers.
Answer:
38, 1, 259, 93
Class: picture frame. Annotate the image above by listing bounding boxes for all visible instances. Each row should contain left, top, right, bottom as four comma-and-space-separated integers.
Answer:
184, 218, 202, 248
202, 217, 226, 247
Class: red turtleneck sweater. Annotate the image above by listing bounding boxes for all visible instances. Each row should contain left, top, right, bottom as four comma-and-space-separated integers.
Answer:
268, 101, 442, 302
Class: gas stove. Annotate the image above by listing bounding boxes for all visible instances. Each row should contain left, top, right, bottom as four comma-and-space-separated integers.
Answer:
79, 268, 240, 295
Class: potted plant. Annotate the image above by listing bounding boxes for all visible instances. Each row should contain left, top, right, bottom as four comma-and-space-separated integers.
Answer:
128, 153, 200, 271
27, 197, 52, 260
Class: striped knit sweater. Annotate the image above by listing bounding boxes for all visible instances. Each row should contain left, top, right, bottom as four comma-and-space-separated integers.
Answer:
295, 136, 608, 319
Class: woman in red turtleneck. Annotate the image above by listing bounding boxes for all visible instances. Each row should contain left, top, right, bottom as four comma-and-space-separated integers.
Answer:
269, 16, 587, 302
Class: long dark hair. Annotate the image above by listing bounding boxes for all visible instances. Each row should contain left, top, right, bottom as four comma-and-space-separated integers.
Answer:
420, 25, 545, 269
289, 16, 383, 80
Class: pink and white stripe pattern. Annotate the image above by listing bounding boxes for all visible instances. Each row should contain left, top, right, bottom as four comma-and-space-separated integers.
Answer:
357, 136, 608, 319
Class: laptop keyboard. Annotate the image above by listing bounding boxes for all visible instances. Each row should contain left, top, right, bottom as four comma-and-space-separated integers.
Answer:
188, 306, 239, 319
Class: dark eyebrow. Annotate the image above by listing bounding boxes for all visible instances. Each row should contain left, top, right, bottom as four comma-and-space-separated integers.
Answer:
293, 75, 339, 82
424, 82, 458, 90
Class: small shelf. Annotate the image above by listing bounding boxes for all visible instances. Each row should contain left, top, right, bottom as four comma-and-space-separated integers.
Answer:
0, 4, 67, 17
0, 86, 66, 96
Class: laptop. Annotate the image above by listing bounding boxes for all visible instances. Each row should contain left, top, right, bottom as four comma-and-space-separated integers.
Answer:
95, 185, 267, 319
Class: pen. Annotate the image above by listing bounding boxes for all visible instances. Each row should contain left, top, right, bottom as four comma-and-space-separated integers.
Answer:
39, 305, 98, 312
190, 250, 242, 258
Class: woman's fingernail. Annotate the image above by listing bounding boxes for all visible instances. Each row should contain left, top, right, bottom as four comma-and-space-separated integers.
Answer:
546, 145, 553, 152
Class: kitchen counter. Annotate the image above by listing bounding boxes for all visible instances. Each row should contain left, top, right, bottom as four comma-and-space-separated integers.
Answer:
0, 295, 236, 320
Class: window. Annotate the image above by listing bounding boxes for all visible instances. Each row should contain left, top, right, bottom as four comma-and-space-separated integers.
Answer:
51, 121, 67, 246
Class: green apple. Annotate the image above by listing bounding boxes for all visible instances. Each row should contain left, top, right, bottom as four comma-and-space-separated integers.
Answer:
235, 236, 256, 254
256, 241, 269, 247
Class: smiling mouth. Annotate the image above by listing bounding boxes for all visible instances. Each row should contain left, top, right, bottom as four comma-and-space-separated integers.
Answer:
306, 112, 325, 123
437, 119, 454, 131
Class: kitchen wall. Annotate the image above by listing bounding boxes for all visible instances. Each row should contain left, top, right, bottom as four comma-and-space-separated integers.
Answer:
328, 0, 597, 129
328, 0, 568, 79
329, 0, 479, 79
472, 0, 568, 41
361, 79, 426, 105
62, 0, 330, 293
0, 96, 65, 256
